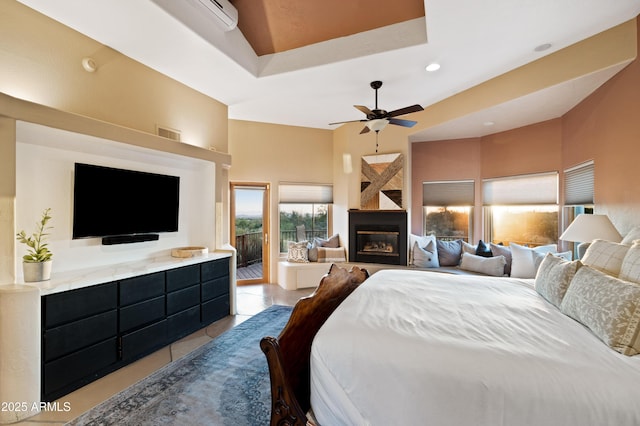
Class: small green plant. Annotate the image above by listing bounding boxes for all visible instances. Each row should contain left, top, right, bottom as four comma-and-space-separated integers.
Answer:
16, 207, 53, 263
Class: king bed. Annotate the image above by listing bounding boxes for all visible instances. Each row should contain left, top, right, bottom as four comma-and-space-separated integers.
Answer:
262, 239, 640, 426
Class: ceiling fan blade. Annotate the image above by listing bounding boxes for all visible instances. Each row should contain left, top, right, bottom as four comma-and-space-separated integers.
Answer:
388, 118, 417, 128
329, 119, 367, 125
359, 125, 370, 134
386, 104, 424, 118
354, 105, 373, 116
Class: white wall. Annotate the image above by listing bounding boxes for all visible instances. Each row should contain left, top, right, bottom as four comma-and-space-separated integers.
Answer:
15, 122, 216, 277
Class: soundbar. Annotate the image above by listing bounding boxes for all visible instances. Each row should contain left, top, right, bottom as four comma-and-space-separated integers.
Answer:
102, 234, 159, 245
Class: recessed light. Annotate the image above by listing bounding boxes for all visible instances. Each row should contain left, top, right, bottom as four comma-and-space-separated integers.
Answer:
534, 43, 552, 52
483, 121, 495, 127
425, 63, 441, 72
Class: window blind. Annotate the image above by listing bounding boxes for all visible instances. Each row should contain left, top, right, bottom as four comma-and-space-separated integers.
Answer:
423, 180, 474, 206
564, 161, 594, 205
279, 183, 333, 203
483, 172, 558, 205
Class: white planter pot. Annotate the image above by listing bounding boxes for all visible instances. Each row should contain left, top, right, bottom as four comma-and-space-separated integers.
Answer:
23, 260, 52, 282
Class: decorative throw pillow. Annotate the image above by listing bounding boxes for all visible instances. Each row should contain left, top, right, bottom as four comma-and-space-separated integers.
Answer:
581, 239, 630, 277
490, 243, 512, 276
459, 252, 506, 277
534, 250, 572, 271
509, 243, 557, 278
316, 247, 347, 263
619, 241, 640, 284
437, 239, 463, 266
621, 226, 640, 245
412, 240, 439, 268
560, 265, 640, 356
461, 241, 476, 255
534, 253, 582, 308
475, 240, 493, 257
287, 241, 309, 263
409, 234, 436, 265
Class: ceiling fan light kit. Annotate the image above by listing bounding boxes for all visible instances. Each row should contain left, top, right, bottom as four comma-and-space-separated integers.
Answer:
329, 80, 424, 135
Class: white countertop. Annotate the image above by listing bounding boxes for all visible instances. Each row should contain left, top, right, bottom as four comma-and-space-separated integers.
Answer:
23, 252, 232, 296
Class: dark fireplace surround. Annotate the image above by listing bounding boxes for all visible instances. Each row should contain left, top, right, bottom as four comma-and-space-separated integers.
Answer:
349, 210, 408, 266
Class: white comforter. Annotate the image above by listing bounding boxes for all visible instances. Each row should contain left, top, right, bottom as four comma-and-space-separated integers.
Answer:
310, 269, 640, 426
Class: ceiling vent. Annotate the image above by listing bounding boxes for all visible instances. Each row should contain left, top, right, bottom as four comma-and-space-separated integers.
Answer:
156, 125, 181, 142
196, 0, 238, 31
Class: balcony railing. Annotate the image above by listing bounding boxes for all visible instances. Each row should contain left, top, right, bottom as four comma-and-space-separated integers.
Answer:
235, 230, 328, 267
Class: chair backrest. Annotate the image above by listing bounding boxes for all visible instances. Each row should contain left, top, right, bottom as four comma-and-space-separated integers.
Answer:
260, 264, 369, 425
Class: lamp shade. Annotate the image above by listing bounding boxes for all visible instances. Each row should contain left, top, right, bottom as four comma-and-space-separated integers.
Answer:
366, 119, 388, 132
560, 214, 622, 243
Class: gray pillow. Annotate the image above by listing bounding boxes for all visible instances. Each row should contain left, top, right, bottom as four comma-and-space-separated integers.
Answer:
490, 243, 512, 276
436, 239, 463, 266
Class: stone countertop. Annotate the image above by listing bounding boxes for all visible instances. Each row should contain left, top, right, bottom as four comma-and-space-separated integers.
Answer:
24, 252, 233, 296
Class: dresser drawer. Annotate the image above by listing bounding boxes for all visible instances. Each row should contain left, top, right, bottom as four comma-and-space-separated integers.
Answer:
121, 319, 168, 361
44, 282, 117, 328
202, 296, 230, 325
167, 306, 200, 339
201, 276, 229, 302
166, 264, 200, 292
167, 284, 200, 315
119, 295, 165, 333
201, 258, 229, 281
119, 272, 165, 306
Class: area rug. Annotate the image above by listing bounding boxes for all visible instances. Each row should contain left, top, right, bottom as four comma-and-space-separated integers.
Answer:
68, 305, 293, 426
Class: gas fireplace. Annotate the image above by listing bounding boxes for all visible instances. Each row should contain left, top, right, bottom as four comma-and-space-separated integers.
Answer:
349, 210, 407, 265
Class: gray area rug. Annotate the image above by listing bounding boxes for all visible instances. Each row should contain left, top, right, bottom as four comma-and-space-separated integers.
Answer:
68, 305, 293, 426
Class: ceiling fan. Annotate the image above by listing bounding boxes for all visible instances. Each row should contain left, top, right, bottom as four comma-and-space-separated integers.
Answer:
329, 80, 424, 134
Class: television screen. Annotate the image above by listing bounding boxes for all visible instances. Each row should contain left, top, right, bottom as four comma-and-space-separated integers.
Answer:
72, 163, 180, 239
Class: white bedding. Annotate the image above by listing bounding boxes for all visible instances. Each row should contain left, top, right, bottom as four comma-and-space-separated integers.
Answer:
310, 269, 640, 426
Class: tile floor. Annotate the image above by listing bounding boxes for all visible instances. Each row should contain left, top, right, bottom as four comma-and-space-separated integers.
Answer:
20, 283, 314, 425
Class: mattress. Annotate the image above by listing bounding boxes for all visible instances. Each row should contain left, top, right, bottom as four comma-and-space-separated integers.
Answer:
310, 269, 640, 426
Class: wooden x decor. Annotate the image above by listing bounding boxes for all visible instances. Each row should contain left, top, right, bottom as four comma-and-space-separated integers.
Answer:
360, 152, 404, 209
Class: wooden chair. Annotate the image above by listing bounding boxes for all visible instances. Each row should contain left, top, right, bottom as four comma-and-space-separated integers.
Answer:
260, 264, 369, 426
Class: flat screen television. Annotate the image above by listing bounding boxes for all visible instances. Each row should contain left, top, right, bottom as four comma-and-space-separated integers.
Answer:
73, 163, 180, 242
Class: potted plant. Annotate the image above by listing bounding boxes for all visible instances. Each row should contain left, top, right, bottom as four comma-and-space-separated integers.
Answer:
16, 207, 53, 282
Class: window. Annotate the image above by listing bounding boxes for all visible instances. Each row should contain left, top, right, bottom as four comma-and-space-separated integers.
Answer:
483, 172, 558, 246
563, 161, 595, 258
279, 183, 332, 252
423, 180, 474, 241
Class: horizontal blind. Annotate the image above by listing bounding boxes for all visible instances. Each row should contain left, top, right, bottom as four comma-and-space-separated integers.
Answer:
423, 180, 474, 206
279, 183, 333, 203
564, 161, 594, 205
483, 172, 558, 205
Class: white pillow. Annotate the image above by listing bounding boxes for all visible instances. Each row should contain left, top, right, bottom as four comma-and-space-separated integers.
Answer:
409, 234, 437, 266
287, 241, 309, 263
459, 252, 506, 277
412, 241, 439, 268
619, 241, 640, 283
509, 243, 557, 278
621, 226, 640, 245
581, 239, 630, 277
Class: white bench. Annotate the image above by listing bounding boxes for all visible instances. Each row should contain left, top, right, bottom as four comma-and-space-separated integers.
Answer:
277, 261, 335, 290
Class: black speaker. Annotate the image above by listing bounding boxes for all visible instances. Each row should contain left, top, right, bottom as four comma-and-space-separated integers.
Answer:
102, 234, 159, 245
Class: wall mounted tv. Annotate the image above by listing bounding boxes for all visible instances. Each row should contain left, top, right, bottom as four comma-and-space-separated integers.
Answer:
73, 163, 180, 245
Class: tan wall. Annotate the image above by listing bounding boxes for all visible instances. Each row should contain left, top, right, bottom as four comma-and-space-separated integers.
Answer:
410, 138, 481, 236
0, 0, 228, 151
562, 18, 640, 234
228, 119, 333, 282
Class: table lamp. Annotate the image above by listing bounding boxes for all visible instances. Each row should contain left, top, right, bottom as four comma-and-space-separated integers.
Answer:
560, 214, 621, 259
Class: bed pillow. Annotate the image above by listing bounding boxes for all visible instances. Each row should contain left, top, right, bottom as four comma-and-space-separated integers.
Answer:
560, 265, 640, 356
581, 239, 630, 277
509, 243, 557, 278
287, 241, 309, 263
316, 247, 346, 263
412, 240, 439, 268
437, 239, 463, 266
459, 252, 506, 277
490, 243, 512, 276
534, 253, 582, 308
619, 241, 640, 283
621, 226, 640, 245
